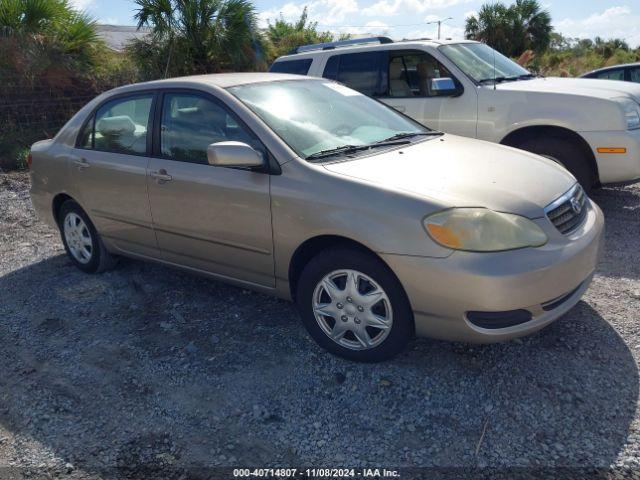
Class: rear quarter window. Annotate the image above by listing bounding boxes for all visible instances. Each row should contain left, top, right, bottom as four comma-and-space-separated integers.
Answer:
269, 59, 313, 75
322, 52, 385, 97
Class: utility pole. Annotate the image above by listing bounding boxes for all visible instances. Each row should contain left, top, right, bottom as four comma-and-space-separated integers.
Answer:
426, 17, 453, 39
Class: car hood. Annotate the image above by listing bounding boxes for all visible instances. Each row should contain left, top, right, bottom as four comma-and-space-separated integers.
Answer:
322, 134, 577, 218
495, 77, 640, 103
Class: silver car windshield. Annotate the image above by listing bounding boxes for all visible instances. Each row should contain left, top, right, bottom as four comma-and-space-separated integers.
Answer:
439, 43, 531, 84
228, 80, 431, 160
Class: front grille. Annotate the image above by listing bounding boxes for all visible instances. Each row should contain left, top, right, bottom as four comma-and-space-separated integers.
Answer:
546, 185, 588, 234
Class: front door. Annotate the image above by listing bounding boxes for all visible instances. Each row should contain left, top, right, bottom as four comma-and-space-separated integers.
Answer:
70, 93, 159, 258
146, 91, 274, 287
378, 50, 478, 137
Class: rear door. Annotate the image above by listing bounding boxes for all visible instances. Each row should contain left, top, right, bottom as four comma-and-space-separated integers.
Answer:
146, 90, 274, 287
71, 92, 159, 258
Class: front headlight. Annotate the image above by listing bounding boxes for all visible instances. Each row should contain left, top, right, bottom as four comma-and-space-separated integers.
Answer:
424, 208, 548, 252
615, 97, 640, 130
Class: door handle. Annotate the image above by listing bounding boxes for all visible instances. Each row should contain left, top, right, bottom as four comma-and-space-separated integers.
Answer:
391, 105, 406, 112
73, 158, 90, 170
150, 169, 172, 184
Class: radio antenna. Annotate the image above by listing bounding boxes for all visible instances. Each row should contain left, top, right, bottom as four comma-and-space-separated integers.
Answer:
493, 43, 497, 90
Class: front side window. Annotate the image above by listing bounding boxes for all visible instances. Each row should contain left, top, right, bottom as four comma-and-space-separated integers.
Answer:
228, 80, 430, 159
160, 93, 259, 164
386, 51, 457, 98
91, 95, 153, 154
630, 67, 640, 83
322, 52, 384, 96
439, 43, 531, 84
269, 59, 313, 75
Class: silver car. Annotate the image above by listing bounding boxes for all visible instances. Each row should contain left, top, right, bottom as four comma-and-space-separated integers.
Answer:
29, 73, 604, 361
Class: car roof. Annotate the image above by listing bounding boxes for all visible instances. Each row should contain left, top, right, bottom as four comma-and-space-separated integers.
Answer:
105, 72, 314, 95
274, 39, 480, 60
583, 62, 640, 75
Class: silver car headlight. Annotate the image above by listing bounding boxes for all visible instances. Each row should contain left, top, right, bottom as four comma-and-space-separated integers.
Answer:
615, 97, 640, 130
424, 208, 548, 252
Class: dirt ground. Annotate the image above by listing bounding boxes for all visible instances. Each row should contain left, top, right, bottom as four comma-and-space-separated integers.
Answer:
1, 171, 639, 479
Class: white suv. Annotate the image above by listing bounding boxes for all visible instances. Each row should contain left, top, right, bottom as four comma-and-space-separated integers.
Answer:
271, 37, 640, 191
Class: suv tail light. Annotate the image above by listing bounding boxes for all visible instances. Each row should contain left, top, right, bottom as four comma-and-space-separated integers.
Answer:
27, 153, 33, 169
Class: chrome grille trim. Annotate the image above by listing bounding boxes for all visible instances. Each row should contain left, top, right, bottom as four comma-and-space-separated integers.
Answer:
544, 184, 588, 235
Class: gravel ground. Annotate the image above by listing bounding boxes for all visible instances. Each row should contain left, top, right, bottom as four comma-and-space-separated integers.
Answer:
0, 171, 639, 479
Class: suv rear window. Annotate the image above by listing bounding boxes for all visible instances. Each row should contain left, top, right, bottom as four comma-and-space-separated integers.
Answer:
322, 52, 385, 97
269, 59, 313, 75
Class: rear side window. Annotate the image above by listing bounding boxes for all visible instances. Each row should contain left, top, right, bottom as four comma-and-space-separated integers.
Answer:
594, 69, 624, 80
80, 95, 153, 155
629, 67, 640, 83
322, 52, 385, 97
269, 59, 313, 75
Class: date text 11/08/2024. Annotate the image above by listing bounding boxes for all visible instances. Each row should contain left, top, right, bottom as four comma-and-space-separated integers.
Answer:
233, 468, 400, 477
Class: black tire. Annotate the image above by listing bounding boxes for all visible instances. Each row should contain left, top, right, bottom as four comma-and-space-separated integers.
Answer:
517, 136, 596, 193
296, 248, 413, 362
58, 200, 117, 274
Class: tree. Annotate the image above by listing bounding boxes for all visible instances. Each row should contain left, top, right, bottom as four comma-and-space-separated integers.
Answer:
465, 0, 552, 57
265, 7, 344, 58
130, 0, 267, 79
0, 0, 103, 79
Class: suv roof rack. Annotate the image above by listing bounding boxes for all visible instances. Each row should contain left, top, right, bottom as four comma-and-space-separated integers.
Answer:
293, 36, 393, 54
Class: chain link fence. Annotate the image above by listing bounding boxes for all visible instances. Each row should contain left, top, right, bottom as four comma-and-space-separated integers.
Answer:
0, 73, 110, 170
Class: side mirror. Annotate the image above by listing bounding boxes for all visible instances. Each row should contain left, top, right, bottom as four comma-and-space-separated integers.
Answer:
430, 77, 460, 96
206, 141, 263, 168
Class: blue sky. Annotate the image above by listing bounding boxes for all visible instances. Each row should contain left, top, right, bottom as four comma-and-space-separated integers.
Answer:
76, 0, 640, 47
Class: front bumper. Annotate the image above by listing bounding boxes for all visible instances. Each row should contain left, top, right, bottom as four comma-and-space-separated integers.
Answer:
381, 200, 605, 343
580, 129, 640, 184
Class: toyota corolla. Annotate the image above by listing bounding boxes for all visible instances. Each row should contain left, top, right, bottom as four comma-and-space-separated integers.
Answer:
29, 74, 604, 361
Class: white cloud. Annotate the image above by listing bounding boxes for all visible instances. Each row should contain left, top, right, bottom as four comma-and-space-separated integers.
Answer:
463, 9, 476, 19
405, 22, 464, 40
362, 0, 472, 17
259, 0, 358, 28
68, 0, 93, 11
555, 6, 640, 47
339, 20, 391, 35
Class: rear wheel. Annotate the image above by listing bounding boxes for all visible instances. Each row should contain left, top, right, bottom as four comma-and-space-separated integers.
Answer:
296, 248, 413, 362
516, 136, 596, 193
58, 200, 117, 273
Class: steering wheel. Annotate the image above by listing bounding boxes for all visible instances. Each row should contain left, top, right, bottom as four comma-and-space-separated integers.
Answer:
331, 124, 354, 136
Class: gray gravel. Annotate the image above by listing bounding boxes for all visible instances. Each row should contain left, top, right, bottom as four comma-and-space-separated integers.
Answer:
1, 171, 640, 479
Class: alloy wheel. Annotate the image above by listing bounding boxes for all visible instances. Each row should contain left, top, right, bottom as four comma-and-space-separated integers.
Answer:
312, 269, 393, 350
63, 212, 93, 264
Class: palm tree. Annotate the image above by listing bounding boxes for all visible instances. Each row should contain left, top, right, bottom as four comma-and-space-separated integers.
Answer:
465, 0, 552, 57
510, 0, 552, 55
131, 0, 265, 78
464, 3, 513, 55
0, 0, 102, 79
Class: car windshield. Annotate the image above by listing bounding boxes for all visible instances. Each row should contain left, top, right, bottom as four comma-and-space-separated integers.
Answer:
227, 80, 432, 160
439, 43, 532, 84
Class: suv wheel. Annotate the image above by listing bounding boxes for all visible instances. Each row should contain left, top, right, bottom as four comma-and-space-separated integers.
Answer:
296, 248, 413, 362
58, 200, 117, 273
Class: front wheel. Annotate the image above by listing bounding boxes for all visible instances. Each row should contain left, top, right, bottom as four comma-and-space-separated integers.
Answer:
296, 248, 414, 362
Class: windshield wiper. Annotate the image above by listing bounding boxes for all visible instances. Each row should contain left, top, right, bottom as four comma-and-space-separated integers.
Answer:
478, 74, 536, 85
306, 140, 410, 161
376, 131, 443, 143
